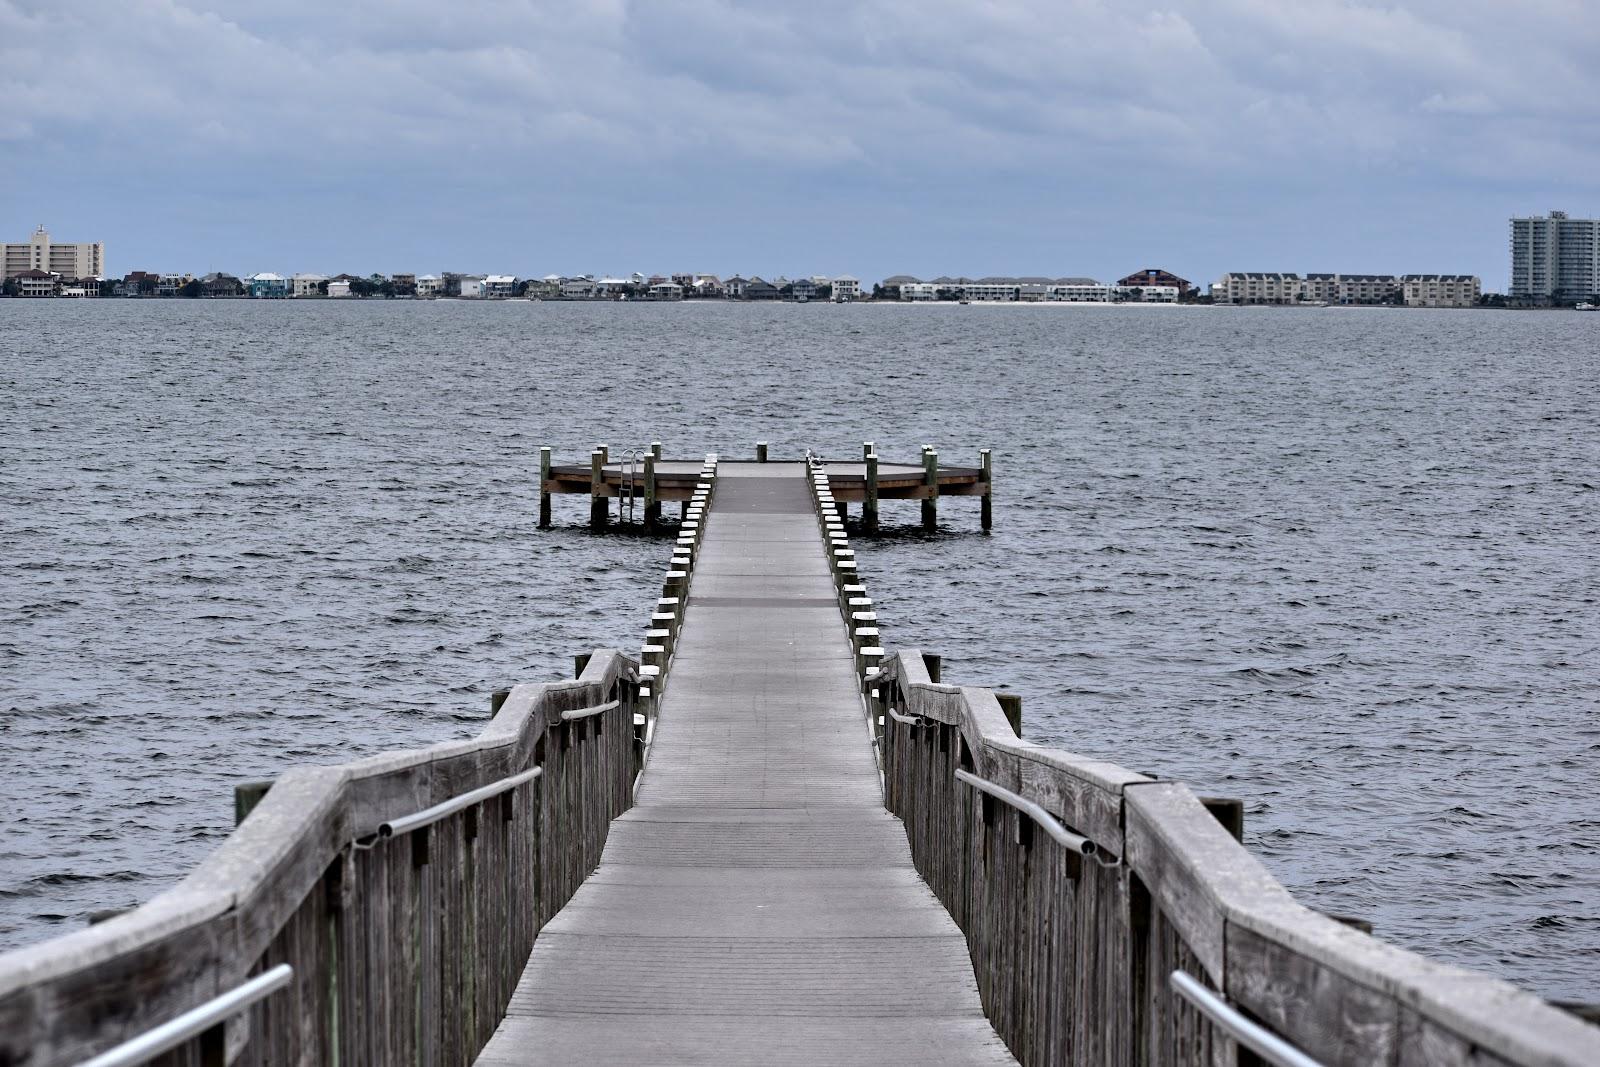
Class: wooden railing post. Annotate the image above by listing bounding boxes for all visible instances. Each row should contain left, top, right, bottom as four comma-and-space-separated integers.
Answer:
756, 441, 768, 463
996, 692, 1021, 736
922, 446, 938, 531
234, 780, 273, 826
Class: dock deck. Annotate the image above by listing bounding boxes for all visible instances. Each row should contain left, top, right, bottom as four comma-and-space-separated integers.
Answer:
476, 463, 1013, 1063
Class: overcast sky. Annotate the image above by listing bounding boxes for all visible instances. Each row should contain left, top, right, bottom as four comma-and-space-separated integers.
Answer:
3, 0, 1596, 287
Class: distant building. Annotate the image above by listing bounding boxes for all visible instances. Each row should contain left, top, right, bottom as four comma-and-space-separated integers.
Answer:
962, 280, 1018, 301
1211, 273, 1303, 305
248, 273, 289, 298
901, 282, 939, 301
832, 275, 860, 301
327, 279, 353, 298
724, 276, 748, 298
416, 274, 443, 297
691, 275, 724, 298
790, 278, 817, 301
1121, 285, 1179, 303
459, 277, 486, 299
484, 275, 517, 299
649, 281, 683, 301
292, 273, 327, 298
560, 277, 596, 299
2, 226, 104, 281
14, 269, 60, 297
1510, 211, 1600, 303
878, 275, 919, 300
1403, 274, 1481, 308
1050, 282, 1115, 302
1215, 272, 1415, 305
745, 277, 780, 300
200, 273, 243, 298
1117, 268, 1193, 298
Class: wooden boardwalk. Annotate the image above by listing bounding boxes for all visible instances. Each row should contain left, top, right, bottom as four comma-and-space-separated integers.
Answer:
476, 463, 1014, 1064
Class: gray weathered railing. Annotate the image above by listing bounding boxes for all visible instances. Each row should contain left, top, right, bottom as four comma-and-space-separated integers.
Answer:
870, 649, 1598, 1066
0, 652, 638, 1066
803, 455, 1597, 1067
0, 455, 720, 1067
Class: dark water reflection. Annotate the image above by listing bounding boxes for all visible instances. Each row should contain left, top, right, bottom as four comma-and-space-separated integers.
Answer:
2, 300, 1596, 999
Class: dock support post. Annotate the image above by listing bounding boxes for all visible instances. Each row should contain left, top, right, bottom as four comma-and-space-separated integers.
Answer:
922, 446, 938, 531
590, 449, 608, 529
836, 501, 848, 523
539, 446, 552, 529
651, 441, 662, 462
980, 448, 992, 532
643, 453, 659, 530
996, 693, 1022, 736
863, 441, 873, 460
865, 452, 879, 534
756, 441, 768, 463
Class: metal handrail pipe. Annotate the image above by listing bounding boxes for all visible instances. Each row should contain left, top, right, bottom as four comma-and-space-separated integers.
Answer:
556, 700, 617, 726
1169, 970, 1325, 1067
379, 766, 543, 839
78, 963, 294, 1067
954, 768, 1096, 856
886, 707, 926, 726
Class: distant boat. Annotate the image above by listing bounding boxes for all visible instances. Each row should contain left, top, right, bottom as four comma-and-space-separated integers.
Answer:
1302, 300, 1330, 308
1577, 302, 1597, 311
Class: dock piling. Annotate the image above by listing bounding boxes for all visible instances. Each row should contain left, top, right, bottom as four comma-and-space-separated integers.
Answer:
864, 452, 879, 533
589, 449, 608, 529
922, 446, 938, 531
539, 446, 552, 529
643, 453, 659, 530
756, 441, 768, 463
980, 448, 992, 532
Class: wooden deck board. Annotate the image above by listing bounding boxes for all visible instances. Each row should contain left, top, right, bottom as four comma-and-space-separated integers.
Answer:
475, 463, 1013, 1064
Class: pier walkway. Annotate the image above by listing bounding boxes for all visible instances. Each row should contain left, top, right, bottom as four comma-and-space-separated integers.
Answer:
477, 464, 1013, 1063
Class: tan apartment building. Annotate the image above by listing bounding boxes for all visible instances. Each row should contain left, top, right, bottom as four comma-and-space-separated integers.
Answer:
1211, 272, 1302, 304
1403, 274, 1481, 307
3, 225, 105, 281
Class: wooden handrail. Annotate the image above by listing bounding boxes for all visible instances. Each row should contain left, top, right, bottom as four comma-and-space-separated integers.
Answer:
0, 649, 639, 1067
874, 648, 1597, 1066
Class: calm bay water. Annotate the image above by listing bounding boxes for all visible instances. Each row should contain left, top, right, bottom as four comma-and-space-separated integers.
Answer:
1, 299, 1596, 1000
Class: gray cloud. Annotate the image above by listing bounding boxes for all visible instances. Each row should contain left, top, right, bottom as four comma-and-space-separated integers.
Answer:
2, 0, 1596, 280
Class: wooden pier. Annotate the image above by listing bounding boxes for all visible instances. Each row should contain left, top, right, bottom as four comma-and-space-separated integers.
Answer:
541, 442, 992, 532
0, 451, 1594, 1066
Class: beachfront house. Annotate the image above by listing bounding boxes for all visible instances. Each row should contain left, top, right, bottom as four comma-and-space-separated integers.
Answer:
248, 272, 290, 298
292, 273, 326, 298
